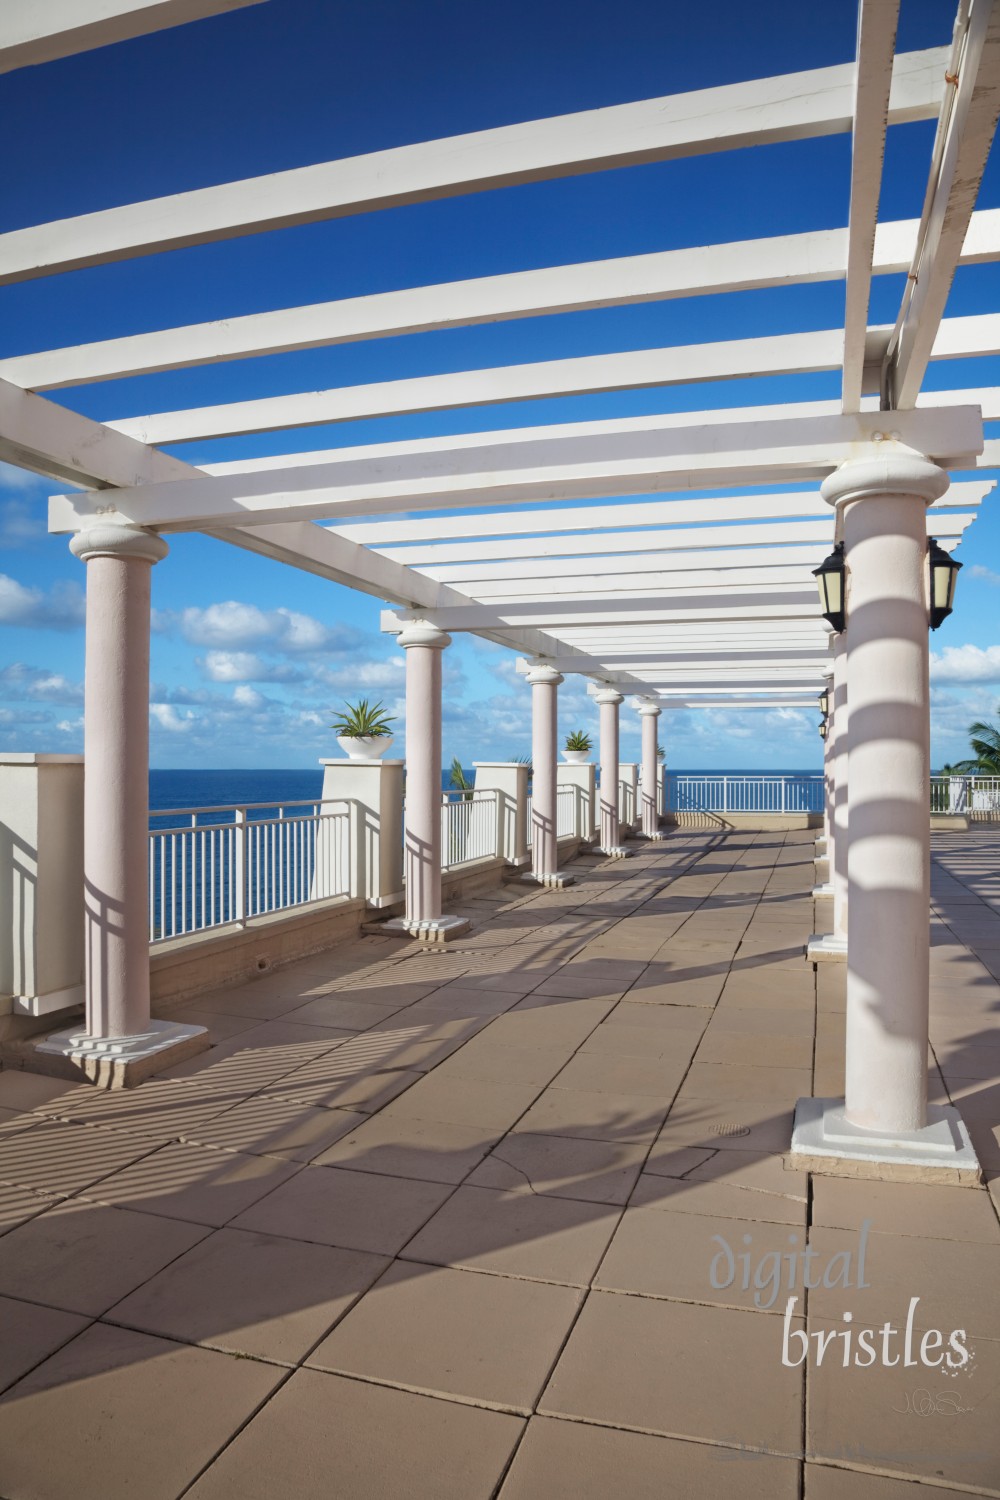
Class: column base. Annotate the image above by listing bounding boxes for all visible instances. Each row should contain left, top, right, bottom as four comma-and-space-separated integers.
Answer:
815, 837, 828, 855
639, 829, 668, 841
381, 914, 472, 944
811, 882, 834, 898
599, 845, 632, 860
788, 1096, 982, 1186
33, 1019, 209, 1090
518, 871, 576, 889
806, 932, 848, 963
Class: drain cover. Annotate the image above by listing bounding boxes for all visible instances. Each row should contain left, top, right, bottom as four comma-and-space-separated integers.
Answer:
711, 1122, 751, 1137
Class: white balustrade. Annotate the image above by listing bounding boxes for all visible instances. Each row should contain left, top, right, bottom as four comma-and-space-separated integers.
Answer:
148, 798, 351, 943
664, 774, 825, 815
440, 790, 499, 868
527, 785, 579, 844
930, 775, 1000, 816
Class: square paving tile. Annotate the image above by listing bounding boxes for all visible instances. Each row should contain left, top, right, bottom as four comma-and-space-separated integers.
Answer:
468, 1132, 648, 1205
377, 1072, 542, 1131
803, 1469, 965, 1499
0, 1179, 63, 1235
806, 1227, 1000, 1340
85, 1140, 299, 1226
0, 1322, 283, 1500
268, 1061, 423, 1113
0, 1117, 160, 1196
811, 1175, 1000, 1245
499, 1415, 800, 1499
0, 1070, 81, 1111
313, 1113, 500, 1183
540, 1290, 803, 1451
159, 1019, 351, 1087
186, 1094, 366, 1161
402, 1183, 620, 1285
432, 1041, 572, 1087
32, 1075, 252, 1142
806, 1313, 1000, 1491
549, 1051, 690, 1097
108, 1226, 387, 1362
653, 1098, 797, 1155
513, 1086, 670, 1144
186, 1367, 523, 1500
281, 993, 413, 1028
597, 1001, 710, 1034
677, 1062, 813, 1104
629, 1168, 807, 1226
231, 1163, 453, 1254
596, 1204, 802, 1308
308, 1259, 581, 1410
0, 1198, 208, 1314
0, 1295, 89, 1394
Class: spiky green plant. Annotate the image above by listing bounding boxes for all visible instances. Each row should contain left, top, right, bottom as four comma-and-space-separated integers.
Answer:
330, 698, 395, 737
564, 730, 592, 752
952, 708, 1000, 775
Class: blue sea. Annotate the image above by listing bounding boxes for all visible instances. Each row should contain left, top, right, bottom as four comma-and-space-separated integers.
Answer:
149, 767, 821, 813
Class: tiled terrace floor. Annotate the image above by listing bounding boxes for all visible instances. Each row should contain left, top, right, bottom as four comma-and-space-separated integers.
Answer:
1, 829, 999, 1498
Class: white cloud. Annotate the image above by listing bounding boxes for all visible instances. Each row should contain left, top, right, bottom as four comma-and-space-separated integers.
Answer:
0, 574, 85, 630
316, 658, 405, 690
177, 601, 356, 654
969, 564, 1000, 587
56, 716, 84, 734
150, 704, 195, 733
0, 663, 83, 702
929, 644, 1000, 683
233, 684, 264, 709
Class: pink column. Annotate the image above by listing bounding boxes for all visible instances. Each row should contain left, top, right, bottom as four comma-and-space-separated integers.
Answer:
823, 446, 945, 1134
638, 701, 663, 838
393, 623, 470, 941
595, 686, 626, 854
37, 523, 207, 1086
831, 632, 849, 941
527, 663, 562, 882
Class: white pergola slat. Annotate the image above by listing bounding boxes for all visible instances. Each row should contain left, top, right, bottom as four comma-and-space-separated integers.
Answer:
841, 0, 900, 409
0, 47, 947, 285
0, 0, 266, 74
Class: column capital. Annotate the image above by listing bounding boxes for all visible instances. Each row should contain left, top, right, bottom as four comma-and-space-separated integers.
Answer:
395, 622, 452, 651
820, 441, 949, 511
636, 700, 661, 718
69, 522, 168, 566
525, 662, 563, 687
593, 686, 624, 706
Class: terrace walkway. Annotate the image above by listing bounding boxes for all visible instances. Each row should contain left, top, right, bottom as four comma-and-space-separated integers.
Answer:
0, 830, 997, 1499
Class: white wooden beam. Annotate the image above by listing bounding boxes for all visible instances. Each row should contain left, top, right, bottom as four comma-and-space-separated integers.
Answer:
885, 0, 1000, 407
331, 479, 988, 547
0, 0, 266, 73
0, 48, 946, 285
104, 313, 1000, 445
9, 208, 1000, 392
53, 405, 983, 532
842, 0, 900, 410
382, 596, 822, 631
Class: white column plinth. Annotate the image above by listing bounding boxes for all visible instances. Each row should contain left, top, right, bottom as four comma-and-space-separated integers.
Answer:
791, 442, 981, 1183
43, 525, 207, 1086
319, 758, 404, 908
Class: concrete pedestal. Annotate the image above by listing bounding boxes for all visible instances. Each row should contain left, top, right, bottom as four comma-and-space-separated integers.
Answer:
473, 763, 529, 868
319, 757, 404, 908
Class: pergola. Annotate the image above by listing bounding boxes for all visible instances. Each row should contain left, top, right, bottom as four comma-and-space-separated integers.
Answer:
1, 0, 998, 1179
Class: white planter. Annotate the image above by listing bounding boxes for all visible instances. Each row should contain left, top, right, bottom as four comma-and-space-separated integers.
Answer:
562, 749, 591, 764
337, 735, 393, 761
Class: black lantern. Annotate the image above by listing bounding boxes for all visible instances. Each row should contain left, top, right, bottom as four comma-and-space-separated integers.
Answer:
813, 541, 846, 633
818, 718, 829, 742
818, 686, 831, 718
927, 537, 962, 630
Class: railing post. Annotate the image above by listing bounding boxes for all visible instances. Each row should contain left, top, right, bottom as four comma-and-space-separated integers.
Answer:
723, 775, 729, 814
233, 806, 246, 927
781, 776, 786, 814
347, 799, 365, 901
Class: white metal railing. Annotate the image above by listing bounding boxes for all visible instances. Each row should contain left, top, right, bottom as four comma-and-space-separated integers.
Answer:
441, 789, 499, 868
526, 786, 580, 846
664, 774, 825, 815
148, 798, 352, 943
618, 777, 636, 826
931, 775, 1000, 816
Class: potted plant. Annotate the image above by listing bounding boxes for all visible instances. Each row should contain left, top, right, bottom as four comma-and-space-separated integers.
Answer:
330, 697, 395, 760
563, 729, 592, 764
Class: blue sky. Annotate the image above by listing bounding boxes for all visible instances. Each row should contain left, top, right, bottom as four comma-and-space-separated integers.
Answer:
1, 0, 998, 770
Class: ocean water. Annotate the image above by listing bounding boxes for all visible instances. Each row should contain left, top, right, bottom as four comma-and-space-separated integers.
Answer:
149, 766, 821, 813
